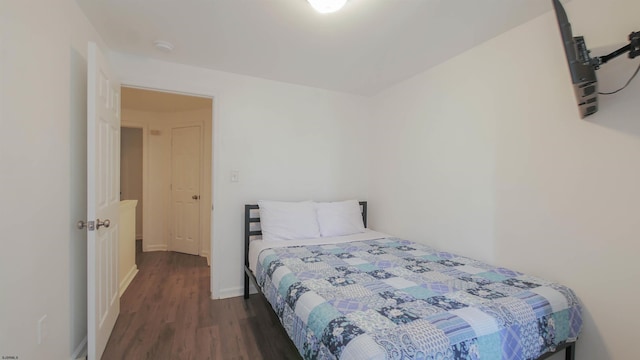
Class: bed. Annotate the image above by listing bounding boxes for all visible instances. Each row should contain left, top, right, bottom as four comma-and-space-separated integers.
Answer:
244, 201, 581, 360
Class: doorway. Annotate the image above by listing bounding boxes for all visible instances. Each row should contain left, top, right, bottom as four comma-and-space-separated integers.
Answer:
120, 127, 143, 244
120, 87, 213, 262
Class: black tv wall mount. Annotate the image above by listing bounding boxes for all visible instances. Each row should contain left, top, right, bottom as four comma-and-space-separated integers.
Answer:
591, 31, 640, 69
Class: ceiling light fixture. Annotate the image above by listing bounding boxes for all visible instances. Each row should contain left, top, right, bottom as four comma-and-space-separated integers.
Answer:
153, 40, 174, 53
308, 0, 347, 14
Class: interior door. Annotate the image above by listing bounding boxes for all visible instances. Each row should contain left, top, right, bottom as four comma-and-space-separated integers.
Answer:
170, 125, 201, 255
87, 42, 120, 360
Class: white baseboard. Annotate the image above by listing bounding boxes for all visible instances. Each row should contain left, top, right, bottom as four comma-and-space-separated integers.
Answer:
217, 286, 242, 299
119, 265, 139, 297
144, 244, 167, 252
217, 284, 257, 299
200, 250, 210, 266
70, 336, 87, 359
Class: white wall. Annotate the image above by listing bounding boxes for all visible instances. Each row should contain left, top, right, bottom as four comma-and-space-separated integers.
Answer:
368, 0, 640, 359
367, 44, 497, 263
0, 0, 107, 358
493, 1, 640, 359
111, 54, 371, 298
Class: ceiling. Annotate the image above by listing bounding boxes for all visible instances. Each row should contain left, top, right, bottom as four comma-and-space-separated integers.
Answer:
76, 0, 562, 96
121, 87, 212, 112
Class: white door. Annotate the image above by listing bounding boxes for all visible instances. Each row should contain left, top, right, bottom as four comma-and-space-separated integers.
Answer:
170, 125, 201, 255
87, 42, 120, 360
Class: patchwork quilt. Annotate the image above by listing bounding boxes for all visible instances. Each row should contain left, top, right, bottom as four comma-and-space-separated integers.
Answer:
255, 237, 582, 360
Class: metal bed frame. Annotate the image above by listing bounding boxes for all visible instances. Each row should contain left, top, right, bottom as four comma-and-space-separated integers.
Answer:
244, 201, 367, 300
242, 201, 576, 360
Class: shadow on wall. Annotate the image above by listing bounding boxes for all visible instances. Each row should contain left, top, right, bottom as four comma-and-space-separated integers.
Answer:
586, 55, 640, 137
69, 47, 88, 357
577, 304, 610, 359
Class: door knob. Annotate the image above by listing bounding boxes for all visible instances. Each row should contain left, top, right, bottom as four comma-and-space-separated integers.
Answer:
192, 195, 200, 200
77, 220, 95, 231
96, 218, 111, 229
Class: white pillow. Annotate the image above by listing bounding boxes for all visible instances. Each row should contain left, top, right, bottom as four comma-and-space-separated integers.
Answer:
316, 200, 365, 237
257, 200, 321, 242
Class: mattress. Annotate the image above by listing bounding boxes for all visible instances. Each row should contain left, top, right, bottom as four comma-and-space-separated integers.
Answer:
253, 236, 582, 360
249, 230, 388, 273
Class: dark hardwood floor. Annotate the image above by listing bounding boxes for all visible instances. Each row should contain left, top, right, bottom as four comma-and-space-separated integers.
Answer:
102, 241, 300, 360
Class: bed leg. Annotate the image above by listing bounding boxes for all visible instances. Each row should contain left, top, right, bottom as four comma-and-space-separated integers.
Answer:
565, 343, 575, 360
244, 272, 250, 299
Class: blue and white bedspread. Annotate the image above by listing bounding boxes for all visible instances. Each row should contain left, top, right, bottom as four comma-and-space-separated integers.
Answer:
255, 237, 582, 360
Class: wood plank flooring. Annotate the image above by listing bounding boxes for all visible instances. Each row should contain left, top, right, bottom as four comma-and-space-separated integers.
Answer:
102, 243, 300, 360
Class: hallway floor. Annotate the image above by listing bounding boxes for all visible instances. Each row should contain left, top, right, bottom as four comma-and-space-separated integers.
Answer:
101, 245, 300, 359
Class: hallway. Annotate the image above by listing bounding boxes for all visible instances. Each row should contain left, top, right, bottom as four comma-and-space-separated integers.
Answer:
101, 246, 299, 359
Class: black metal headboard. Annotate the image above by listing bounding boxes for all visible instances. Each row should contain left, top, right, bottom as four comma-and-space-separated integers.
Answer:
245, 201, 367, 241
243, 201, 367, 298
244, 202, 367, 263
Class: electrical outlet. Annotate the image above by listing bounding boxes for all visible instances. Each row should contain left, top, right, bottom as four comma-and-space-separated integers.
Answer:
37, 314, 48, 345
231, 170, 239, 183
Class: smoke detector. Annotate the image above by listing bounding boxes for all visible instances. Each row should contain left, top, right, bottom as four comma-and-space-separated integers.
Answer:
153, 40, 174, 53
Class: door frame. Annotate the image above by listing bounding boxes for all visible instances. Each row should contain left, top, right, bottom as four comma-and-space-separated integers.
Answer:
121, 93, 211, 257
120, 121, 149, 246
120, 81, 220, 298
